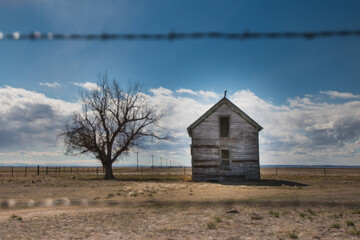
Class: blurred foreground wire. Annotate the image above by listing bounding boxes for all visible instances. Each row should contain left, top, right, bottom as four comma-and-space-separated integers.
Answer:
0, 30, 360, 41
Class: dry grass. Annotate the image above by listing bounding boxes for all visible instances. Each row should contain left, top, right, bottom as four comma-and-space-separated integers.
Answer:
1, 173, 360, 239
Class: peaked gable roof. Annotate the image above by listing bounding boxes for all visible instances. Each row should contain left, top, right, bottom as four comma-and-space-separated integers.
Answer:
187, 97, 263, 137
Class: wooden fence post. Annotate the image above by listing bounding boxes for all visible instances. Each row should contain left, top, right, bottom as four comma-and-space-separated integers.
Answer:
96, 167, 99, 175
24, 167, 27, 176
37, 165, 40, 175
324, 167, 327, 176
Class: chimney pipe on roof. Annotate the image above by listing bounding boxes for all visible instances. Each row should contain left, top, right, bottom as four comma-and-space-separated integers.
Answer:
224, 90, 227, 98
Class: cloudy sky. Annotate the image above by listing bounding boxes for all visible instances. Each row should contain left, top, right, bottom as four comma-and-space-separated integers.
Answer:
0, 0, 360, 166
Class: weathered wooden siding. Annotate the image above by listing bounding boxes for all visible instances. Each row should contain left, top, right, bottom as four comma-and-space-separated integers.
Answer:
191, 103, 260, 181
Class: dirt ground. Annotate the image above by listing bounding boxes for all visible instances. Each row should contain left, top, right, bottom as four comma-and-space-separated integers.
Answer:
1, 174, 360, 239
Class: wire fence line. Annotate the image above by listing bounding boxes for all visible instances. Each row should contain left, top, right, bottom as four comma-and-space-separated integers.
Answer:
260, 167, 360, 176
1, 166, 360, 177
1, 30, 360, 41
0, 165, 190, 177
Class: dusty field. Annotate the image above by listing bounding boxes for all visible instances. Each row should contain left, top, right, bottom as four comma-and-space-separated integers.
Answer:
1, 174, 360, 239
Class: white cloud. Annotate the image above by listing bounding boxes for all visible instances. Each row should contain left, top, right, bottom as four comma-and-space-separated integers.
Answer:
227, 89, 360, 165
40, 82, 61, 88
176, 88, 198, 95
73, 82, 99, 91
176, 88, 220, 99
1, 85, 360, 166
149, 87, 173, 96
0, 85, 80, 150
198, 90, 220, 99
320, 90, 360, 99
147, 87, 360, 165
0, 85, 79, 116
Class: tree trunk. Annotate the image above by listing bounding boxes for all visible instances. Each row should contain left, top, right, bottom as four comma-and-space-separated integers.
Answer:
103, 161, 115, 180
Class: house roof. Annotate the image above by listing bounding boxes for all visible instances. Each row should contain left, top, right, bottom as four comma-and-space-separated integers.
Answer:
187, 97, 263, 137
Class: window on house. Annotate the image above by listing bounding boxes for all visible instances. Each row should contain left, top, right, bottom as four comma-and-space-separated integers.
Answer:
221, 149, 231, 170
220, 117, 229, 137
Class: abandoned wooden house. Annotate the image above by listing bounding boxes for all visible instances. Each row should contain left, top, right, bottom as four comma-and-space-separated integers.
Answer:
187, 95, 263, 182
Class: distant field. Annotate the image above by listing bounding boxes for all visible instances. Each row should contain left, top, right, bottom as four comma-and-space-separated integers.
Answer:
1, 169, 360, 239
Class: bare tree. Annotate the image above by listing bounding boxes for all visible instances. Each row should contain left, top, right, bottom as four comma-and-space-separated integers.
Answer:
61, 74, 165, 179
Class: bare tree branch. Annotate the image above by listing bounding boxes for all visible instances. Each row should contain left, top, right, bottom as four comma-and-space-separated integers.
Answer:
60, 73, 167, 179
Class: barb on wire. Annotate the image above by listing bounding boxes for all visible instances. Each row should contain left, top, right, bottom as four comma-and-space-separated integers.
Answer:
0, 30, 360, 41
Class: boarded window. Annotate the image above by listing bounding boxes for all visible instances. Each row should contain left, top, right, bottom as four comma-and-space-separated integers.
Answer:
221, 149, 231, 170
220, 117, 229, 137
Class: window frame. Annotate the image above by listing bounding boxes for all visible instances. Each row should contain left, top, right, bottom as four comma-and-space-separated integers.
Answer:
220, 148, 231, 171
219, 116, 230, 138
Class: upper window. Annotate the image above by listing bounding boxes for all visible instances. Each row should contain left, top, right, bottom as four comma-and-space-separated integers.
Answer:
219, 117, 229, 137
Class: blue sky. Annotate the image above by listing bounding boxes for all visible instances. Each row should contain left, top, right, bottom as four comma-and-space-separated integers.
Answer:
0, 0, 360, 166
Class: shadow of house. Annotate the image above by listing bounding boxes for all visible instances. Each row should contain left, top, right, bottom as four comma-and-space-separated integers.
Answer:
219, 179, 308, 187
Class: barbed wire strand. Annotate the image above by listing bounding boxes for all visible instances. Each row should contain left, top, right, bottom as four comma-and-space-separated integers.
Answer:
0, 30, 360, 41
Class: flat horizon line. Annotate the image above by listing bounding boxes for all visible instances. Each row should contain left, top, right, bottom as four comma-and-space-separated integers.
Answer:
0, 164, 360, 168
